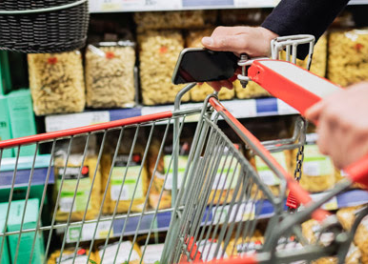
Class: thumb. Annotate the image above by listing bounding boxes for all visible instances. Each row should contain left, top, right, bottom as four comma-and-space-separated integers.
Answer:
305, 101, 325, 124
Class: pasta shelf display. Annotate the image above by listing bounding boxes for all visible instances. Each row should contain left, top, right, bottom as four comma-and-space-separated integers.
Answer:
139, 30, 188, 105
27, 51, 85, 115
85, 41, 136, 108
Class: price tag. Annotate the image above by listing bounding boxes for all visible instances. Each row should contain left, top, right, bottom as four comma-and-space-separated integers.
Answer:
222, 100, 257, 119
311, 192, 338, 210
45, 112, 110, 132
277, 99, 298, 115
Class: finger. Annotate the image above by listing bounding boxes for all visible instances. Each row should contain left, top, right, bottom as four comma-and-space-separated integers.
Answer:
210, 26, 250, 37
316, 114, 330, 156
304, 101, 325, 124
202, 35, 247, 53
207, 81, 222, 92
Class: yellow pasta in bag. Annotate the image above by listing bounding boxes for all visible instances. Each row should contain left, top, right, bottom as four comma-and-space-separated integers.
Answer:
292, 145, 335, 193
54, 153, 102, 222
101, 132, 148, 214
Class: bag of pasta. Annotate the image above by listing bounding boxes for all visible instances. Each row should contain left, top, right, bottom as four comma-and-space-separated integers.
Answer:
54, 136, 102, 222
138, 30, 188, 105
337, 206, 368, 263
292, 144, 335, 193
185, 28, 234, 101
28, 51, 85, 115
226, 230, 264, 257
95, 241, 142, 264
329, 29, 368, 87
208, 144, 242, 205
47, 247, 96, 264
134, 11, 217, 31
85, 41, 136, 108
251, 150, 292, 199
148, 140, 189, 210
101, 130, 148, 214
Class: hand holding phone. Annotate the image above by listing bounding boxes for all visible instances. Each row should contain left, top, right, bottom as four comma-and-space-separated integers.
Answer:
172, 48, 239, 85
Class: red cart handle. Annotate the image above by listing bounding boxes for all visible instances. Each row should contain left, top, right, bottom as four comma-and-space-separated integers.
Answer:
248, 59, 368, 190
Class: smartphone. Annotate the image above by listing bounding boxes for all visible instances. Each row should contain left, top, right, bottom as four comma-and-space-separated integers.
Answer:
172, 48, 239, 84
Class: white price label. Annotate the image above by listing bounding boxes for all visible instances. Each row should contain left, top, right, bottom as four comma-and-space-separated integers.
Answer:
45, 111, 109, 132
303, 161, 320, 176
111, 185, 129, 201
59, 197, 76, 213
277, 99, 298, 115
100, 241, 140, 264
311, 192, 338, 210
141, 244, 165, 264
222, 100, 257, 119
212, 202, 255, 224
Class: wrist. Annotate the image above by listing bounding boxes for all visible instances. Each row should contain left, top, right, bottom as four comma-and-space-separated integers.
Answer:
258, 27, 279, 57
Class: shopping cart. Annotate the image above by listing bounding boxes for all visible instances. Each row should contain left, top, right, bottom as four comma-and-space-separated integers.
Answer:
0, 35, 367, 264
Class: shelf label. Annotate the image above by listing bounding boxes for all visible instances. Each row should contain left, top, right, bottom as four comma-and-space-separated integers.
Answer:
234, 0, 277, 7
67, 220, 112, 242
45, 112, 110, 132
277, 100, 299, 115
212, 202, 256, 224
222, 100, 257, 118
311, 192, 338, 210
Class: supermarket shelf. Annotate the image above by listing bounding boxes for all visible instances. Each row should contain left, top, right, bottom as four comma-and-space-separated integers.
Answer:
64, 189, 368, 242
45, 98, 298, 132
89, 0, 367, 13
0, 155, 54, 189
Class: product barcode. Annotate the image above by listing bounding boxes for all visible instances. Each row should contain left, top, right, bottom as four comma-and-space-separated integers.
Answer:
59, 198, 76, 212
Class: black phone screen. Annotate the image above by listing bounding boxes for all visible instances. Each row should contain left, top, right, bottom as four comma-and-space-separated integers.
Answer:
172, 49, 239, 84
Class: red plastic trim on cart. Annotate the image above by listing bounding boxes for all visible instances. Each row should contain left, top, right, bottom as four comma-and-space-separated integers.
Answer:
209, 97, 329, 222
248, 59, 341, 116
345, 154, 368, 189
0, 111, 173, 148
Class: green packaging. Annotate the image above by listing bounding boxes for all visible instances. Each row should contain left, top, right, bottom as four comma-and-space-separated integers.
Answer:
0, 96, 13, 157
0, 202, 10, 264
7, 89, 37, 156
0, 51, 12, 95
7, 198, 44, 264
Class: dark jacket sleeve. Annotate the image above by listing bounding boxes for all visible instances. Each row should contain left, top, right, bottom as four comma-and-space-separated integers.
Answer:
262, 0, 349, 59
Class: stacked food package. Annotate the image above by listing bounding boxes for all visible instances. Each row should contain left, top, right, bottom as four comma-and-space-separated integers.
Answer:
134, 11, 217, 31
292, 144, 335, 193
138, 30, 189, 105
85, 41, 136, 108
27, 51, 85, 115
328, 29, 368, 87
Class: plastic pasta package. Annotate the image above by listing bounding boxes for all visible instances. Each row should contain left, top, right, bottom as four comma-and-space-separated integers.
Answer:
54, 140, 102, 222
234, 80, 270, 99
185, 29, 235, 101
292, 144, 335, 193
96, 241, 142, 264
250, 151, 292, 199
101, 134, 148, 214
328, 29, 368, 87
302, 219, 362, 264
134, 11, 217, 30
27, 51, 85, 115
226, 230, 264, 257
208, 145, 243, 205
85, 41, 136, 108
148, 140, 191, 210
195, 239, 227, 262
337, 206, 368, 263
47, 248, 96, 264
138, 30, 188, 105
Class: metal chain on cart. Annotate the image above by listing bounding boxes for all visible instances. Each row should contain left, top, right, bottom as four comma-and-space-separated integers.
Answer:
293, 118, 307, 182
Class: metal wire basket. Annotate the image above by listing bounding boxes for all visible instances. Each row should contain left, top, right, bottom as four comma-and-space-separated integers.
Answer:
0, 0, 89, 53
